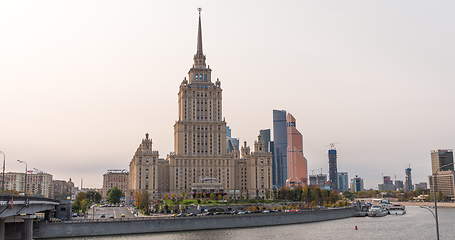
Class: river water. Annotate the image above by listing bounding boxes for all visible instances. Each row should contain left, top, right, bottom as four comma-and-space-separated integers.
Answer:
54, 207, 455, 240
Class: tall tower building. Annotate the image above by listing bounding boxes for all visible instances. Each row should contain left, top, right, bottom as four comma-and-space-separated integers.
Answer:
404, 167, 413, 192
285, 113, 308, 186
169, 9, 235, 194
328, 147, 338, 190
337, 172, 349, 192
430, 149, 455, 198
128, 10, 272, 200
273, 110, 287, 187
259, 129, 271, 152
431, 150, 454, 174
350, 175, 364, 192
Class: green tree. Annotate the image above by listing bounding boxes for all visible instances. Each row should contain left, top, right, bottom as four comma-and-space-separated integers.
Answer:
107, 187, 123, 204
72, 192, 88, 213
342, 191, 355, 200
80, 199, 90, 214
209, 193, 216, 200
86, 191, 102, 203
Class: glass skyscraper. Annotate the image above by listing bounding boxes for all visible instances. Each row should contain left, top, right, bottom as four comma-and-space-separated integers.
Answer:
273, 110, 288, 188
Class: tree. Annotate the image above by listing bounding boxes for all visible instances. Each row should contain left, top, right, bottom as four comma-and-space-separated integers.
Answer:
343, 191, 354, 201
80, 199, 90, 214
209, 193, 216, 200
134, 190, 150, 214
86, 191, 102, 203
72, 192, 87, 213
107, 187, 123, 204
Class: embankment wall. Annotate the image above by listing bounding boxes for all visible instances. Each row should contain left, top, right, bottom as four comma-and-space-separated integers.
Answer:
35, 207, 356, 239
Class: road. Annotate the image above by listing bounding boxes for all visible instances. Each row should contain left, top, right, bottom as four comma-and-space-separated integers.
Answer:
86, 206, 136, 219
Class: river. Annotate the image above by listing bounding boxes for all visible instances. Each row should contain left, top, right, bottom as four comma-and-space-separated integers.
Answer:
51, 207, 455, 240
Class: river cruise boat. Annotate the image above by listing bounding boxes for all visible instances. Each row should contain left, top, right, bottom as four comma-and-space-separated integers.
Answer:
368, 205, 388, 217
387, 204, 406, 215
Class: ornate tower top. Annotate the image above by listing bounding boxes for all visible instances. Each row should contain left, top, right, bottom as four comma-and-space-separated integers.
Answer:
193, 8, 206, 69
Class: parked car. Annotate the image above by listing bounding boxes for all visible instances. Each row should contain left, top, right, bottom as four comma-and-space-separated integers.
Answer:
100, 214, 106, 218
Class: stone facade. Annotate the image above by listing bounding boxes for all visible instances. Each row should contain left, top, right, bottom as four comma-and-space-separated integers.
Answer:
128, 134, 167, 199
102, 170, 129, 199
4, 172, 53, 198
128, 11, 272, 200
53, 178, 75, 200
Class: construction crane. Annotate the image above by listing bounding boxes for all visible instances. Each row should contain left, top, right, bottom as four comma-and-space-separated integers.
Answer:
327, 142, 340, 150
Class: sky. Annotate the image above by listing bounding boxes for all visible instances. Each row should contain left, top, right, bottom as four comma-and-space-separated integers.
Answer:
0, 0, 454, 189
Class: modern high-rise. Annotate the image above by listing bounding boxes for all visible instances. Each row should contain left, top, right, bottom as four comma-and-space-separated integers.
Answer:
414, 182, 428, 191
429, 171, 455, 198
404, 167, 414, 192
378, 176, 396, 191
430, 149, 454, 198
337, 172, 349, 192
259, 129, 271, 152
394, 180, 404, 191
431, 150, 454, 174
350, 175, 364, 192
226, 126, 240, 153
309, 174, 327, 187
273, 110, 288, 187
285, 113, 308, 186
328, 148, 338, 190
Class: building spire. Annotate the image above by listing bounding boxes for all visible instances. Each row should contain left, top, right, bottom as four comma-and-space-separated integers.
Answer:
197, 8, 203, 55
193, 8, 206, 68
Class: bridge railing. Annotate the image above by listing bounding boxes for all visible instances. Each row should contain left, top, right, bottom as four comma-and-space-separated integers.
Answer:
0, 194, 60, 205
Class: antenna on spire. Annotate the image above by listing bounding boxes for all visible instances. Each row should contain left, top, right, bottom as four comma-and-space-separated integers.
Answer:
198, 7, 202, 15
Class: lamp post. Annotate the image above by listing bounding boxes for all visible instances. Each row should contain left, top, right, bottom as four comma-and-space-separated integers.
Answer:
0, 151, 5, 192
17, 160, 28, 196
423, 162, 455, 240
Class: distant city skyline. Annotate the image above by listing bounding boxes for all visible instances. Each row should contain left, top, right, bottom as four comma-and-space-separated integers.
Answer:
1, 1, 454, 188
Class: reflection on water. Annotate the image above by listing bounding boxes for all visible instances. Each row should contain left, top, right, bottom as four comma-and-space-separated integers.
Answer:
51, 207, 455, 240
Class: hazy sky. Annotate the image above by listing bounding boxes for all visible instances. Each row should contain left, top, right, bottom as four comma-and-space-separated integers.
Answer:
1, 1, 454, 189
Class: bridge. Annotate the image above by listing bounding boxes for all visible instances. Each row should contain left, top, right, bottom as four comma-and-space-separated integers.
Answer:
0, 195, 60, 240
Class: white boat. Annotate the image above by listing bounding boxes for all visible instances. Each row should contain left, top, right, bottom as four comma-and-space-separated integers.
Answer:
387, 205, 406, 215
368, 205, 388, 217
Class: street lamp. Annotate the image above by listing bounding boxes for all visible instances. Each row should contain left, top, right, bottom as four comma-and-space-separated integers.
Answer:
0, 151, 5, 192
421, 162, 455, 240
17, 160, 28, 196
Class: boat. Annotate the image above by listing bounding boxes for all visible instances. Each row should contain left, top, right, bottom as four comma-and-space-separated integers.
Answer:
387, 204, 406, 215
368, 205, 388, 217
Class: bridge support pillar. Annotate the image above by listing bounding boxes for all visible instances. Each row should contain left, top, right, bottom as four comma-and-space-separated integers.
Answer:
0, 219, 5, 240
22, 215, 36, 240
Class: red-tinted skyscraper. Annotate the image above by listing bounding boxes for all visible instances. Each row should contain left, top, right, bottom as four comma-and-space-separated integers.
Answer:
286, 113, 308, 186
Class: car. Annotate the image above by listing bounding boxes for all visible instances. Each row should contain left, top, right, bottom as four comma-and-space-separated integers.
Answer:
176, 213, 185, 217
100, 214, 106, 218
109, 215, 114, 219
72, 213, 78, 218
262, 210, 270, 213
237, 211, 246, 215
121, 214, 125, 218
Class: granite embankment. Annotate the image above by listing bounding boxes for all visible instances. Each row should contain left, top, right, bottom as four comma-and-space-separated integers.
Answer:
392, 201, 455, 208
35, 207, 356, 239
